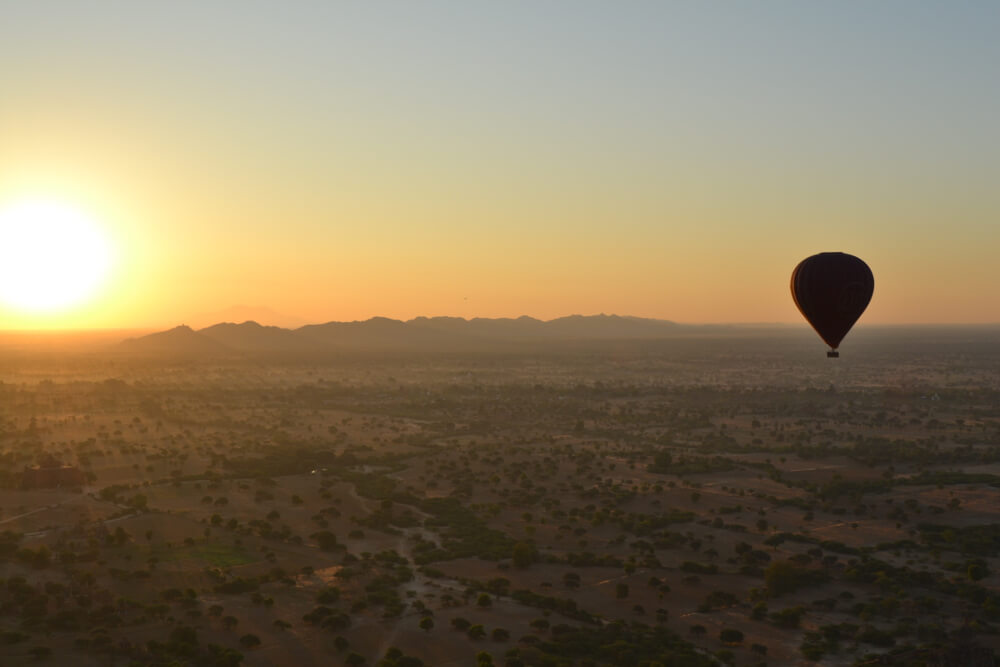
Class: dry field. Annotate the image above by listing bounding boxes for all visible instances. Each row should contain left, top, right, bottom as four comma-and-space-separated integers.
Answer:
1, 336, 1000, 665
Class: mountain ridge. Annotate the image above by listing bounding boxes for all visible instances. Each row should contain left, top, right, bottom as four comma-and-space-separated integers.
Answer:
117, 314, 688, 358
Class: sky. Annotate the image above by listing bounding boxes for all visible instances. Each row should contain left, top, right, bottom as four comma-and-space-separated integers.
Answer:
0, 1, 998, 329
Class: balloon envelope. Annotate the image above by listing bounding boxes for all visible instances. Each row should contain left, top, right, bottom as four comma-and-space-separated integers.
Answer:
791, 252, 874, 351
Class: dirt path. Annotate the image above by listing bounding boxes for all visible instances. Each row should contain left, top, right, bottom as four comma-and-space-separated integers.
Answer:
0, 504, 59, 524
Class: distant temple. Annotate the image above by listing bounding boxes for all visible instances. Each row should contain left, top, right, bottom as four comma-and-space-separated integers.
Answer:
20, 455, 86, 489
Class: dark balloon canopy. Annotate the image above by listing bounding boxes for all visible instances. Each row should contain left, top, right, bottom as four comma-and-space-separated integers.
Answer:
791, 252, 874, 356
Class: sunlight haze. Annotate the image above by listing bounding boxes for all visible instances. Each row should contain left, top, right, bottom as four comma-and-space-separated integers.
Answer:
1, 1, 997, 328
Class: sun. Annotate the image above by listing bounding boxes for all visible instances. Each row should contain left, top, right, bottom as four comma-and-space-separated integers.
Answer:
0, 199, 114, 312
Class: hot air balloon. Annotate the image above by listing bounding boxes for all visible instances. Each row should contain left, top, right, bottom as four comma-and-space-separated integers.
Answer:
791, 252, 874, 357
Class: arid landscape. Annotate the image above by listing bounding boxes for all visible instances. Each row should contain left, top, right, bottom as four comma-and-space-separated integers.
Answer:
1, 321, 999, 666
4, 1, 998, 665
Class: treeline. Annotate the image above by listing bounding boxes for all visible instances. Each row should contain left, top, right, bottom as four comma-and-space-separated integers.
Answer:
918, 523, 1000, 557
344, 472, 515, 563
511, 620, 716, 667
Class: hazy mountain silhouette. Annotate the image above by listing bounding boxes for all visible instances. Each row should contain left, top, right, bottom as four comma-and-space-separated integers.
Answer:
199, 321, 301, 351
118, 325, 235, 358
187, 305, 309, 329
296, 316, 454, 350
117, 315, 687, 358
544, 314, 678, 338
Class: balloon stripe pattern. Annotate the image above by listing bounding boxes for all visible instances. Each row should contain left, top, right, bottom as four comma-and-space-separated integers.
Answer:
791, 252, 874, 352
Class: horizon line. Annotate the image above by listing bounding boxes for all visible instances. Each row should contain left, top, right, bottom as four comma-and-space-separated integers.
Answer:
2, 316, 1000, 334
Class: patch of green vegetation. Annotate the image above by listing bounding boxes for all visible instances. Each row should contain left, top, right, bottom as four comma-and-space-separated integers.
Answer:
413, 497, 514, 563
918, 523, 1000, 556
509, 589, 598, 624
154, 542, 256, 567
510, 619, 715, 667
222, 445, 344, 478
648, 451, 736, 475
906, 471, 1000, 487
764, 561, 830, 597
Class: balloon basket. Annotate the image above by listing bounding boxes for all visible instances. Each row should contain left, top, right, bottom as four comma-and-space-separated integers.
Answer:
827, 350, 839, 358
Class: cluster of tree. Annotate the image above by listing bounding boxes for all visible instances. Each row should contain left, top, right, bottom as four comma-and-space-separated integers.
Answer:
680, 561, 718, 575
648, 451, 736, 476
376, 647, 426, 667
764, 560, 831, 597
918, 523, 1000, 557
221, 444, 350, 479
508, 589, 597, 624
302, 605, 351, 630
509, 619, 715, 666
142, 626, 244, 666
415, 497, 514, 563
845, 556, 1000, 621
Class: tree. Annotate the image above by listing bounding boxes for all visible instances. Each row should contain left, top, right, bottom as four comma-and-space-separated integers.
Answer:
512, 542, 537, 568
477, 593, 492, 607
653, 451, 672, 469
530, 618, 549, 632
486, 577, 511, 595
769, 606, 804, 628
378, 648, 426, 667
451, 617, 471, 631
764, 560, 804, 597
491, 628, 510, 641
29, 646, 52, 660
715, 649, 735, 665
311, 531, 340, 551
467, 624, 486, 640
204, 644, 243, 667
616, 583, 629, 599
346, 653, 366, 666
239, 634, 261, 649
968, 561, 989, 581
222, 615, 239, 631
719, 628, 744, 645
419, 617, 434, 632
317, 587, 341, 603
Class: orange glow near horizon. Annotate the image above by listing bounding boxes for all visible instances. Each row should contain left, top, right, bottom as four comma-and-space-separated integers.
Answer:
0, 175, 996, 331
1, 4, 998, 330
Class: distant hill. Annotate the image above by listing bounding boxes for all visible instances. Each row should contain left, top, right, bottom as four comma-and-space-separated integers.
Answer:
296, 316, 453, 350
118, 325, 236, 359
116, 315, 690, 358
544, 314, 678, 338
187, 305, 309, 329
199, 321, 301, 351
